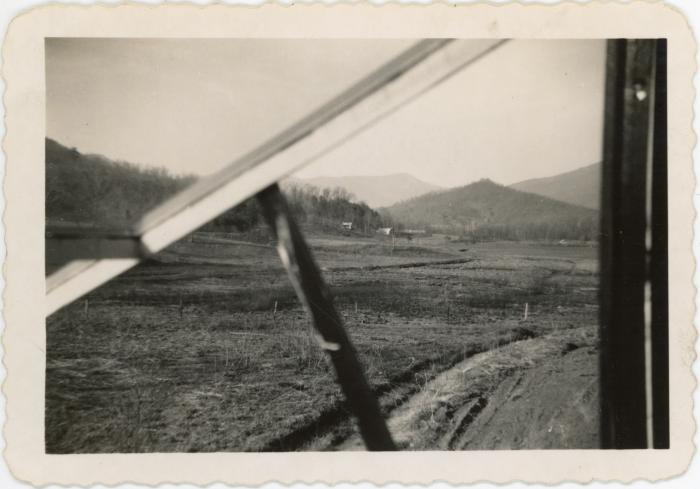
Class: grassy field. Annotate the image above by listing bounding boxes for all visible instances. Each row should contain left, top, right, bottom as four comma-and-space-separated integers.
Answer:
45, 232, 599, 453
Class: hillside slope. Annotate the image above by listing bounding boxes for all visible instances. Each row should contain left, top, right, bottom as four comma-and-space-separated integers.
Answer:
300, 173, 441, 208
46, 138, 195, 227
46, 138, 385, 239
509, 163, 600, 210
385, 179, 598, 241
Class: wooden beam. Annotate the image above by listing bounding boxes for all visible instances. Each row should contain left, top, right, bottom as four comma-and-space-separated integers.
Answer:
256, 184, 395, 451
46, 39, 507, 316
46, 259, 140, 314
599, 39, 658, 449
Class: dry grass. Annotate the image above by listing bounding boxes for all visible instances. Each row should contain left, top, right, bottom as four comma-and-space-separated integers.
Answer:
45, 234, 598, 453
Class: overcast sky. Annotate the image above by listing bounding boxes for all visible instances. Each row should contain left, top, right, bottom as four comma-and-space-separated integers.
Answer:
46, 38, 605, 187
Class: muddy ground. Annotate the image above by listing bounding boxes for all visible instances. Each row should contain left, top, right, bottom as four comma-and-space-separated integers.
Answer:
45, 233, 599, 452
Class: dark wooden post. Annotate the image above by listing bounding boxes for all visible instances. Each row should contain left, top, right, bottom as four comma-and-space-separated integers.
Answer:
600, 39, 664, 449
257, 184, 396, 451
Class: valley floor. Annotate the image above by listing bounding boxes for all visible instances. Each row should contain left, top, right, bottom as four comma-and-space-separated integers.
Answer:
45, 233, 599, 452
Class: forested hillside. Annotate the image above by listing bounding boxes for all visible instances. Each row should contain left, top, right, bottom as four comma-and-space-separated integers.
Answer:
46, 138, 382, 235
385, 179, 598, 241
46, 138, 196, 228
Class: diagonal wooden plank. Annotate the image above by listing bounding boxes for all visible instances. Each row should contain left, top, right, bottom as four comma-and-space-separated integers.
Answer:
46, 39, 507, 316
256, 184, 395, 451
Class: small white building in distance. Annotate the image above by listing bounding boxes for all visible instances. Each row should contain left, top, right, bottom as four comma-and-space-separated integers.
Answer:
341, 221, 353, 230
377, 227, 393, 235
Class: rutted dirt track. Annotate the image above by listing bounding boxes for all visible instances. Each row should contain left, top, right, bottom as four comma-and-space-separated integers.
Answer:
261, 325, 541, 451
326, 328, 598, 450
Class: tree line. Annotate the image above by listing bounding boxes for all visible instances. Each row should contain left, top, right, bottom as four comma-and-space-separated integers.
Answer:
455, 218, 598, 242
207, 183, 386, 234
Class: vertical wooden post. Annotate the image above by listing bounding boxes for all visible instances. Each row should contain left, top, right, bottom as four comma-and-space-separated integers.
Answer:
650, 39, 669, 449
600, 39, 659, 449
257, 184, 396, 451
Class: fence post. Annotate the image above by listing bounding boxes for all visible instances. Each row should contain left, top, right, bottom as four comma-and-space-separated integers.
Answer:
257, 184, 396, 451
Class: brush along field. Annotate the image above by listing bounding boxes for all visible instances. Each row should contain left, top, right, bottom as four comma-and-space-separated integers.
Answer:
45, 233, 600, 453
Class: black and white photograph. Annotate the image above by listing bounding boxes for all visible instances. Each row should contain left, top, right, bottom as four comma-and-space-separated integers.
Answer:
42, 36, 669, 454
5, 2, 698, 486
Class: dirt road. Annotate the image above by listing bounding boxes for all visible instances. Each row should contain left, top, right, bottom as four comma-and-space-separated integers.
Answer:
336, 329, 599, 450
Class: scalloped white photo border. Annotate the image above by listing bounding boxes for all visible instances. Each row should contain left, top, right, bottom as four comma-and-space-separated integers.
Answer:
2, 1, 696, 485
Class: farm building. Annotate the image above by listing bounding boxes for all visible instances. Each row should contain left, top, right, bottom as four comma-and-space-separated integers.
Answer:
341, 221, 353, 230
376, 227, 393, 235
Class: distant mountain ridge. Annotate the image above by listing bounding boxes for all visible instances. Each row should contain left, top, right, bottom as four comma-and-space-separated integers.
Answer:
385, 179, 598, 241
509, 163, 601, 210
293, 173, 441, 208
